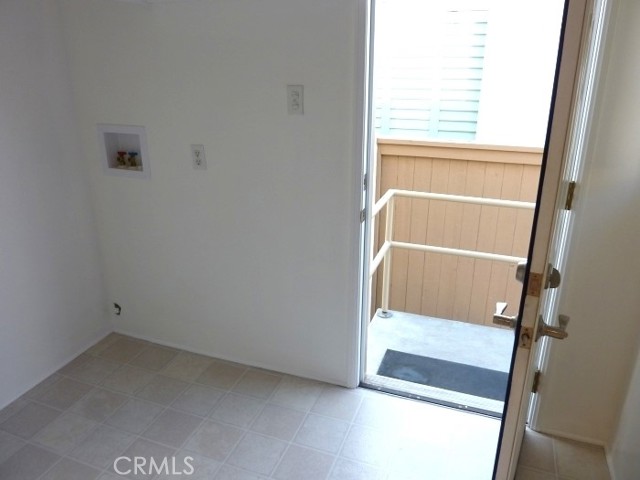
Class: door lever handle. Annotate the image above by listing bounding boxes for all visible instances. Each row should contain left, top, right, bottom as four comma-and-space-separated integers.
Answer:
493, 302, 517, 329
536, 314, 570, 340
546, 264, 562, 289
515, 261, 527, 283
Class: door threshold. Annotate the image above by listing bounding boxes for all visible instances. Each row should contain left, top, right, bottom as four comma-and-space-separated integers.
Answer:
362, 373, 504, 418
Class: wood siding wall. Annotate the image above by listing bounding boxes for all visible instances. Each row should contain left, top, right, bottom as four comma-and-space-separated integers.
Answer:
373, 139, 542, 327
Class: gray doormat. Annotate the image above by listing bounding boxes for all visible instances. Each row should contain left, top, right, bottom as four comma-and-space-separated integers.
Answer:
377, 349, 508, 401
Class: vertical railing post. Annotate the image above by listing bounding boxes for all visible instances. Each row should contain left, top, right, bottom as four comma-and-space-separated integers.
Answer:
379, 194, 395, 318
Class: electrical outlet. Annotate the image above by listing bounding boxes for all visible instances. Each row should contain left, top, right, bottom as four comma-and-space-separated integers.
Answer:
287, 85, 304, 115
191, 144, 207, 170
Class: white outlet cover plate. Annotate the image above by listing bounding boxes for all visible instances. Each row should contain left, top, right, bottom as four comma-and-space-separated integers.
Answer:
287, 85, 304, 115
191, 144, 207, 170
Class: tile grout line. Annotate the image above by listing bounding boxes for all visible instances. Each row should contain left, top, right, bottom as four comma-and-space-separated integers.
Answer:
551, 435, 559, 479
104, 345, 216, 480
6, 371, 379, 480
27, 375, 109, 480
172, 365, 258, 478
234, 371, 282, 477
264, 386, 324, 479
2, 333, 519, 480
223, 373, 319, 478
12, 340, 182, 480
324, 389, 368, 479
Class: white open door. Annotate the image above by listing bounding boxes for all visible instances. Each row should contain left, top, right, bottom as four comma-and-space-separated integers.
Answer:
528, 0, 611, 431
494, 0, 609, 478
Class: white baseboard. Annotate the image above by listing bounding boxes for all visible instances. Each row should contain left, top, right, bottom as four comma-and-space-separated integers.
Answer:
605, 448, 617, 480
531, 426, 606, 447
113, 328, 349, 389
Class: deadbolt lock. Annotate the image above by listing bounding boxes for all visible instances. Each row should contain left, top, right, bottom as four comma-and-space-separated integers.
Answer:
519, 326, 533, 349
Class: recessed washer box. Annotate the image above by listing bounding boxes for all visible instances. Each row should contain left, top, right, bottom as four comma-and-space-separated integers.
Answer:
98, 124, 150, 178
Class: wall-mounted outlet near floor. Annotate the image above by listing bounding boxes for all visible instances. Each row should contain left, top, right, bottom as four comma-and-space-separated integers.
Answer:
113, 303, 122, 316
191, 144, 207, 170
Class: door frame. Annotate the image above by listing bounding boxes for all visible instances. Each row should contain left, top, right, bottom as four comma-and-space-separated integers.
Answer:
355, 0, 375, 385
352, 0, 607, 476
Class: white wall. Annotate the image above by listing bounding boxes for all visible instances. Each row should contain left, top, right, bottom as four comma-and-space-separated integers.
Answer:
600, 2, 640, 474
58, 0, 362, 386
610, 345, 640, 478
0, 0, 111, 408
535, 0, 640, 452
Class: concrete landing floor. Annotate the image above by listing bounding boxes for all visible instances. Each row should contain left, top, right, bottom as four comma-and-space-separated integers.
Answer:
364, 309, 515, 416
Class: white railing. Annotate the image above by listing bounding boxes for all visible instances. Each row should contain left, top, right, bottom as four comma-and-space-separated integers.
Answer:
370, 189, 536, 316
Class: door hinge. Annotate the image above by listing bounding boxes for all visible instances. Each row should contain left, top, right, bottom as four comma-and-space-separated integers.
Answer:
564, 181, 577, 210
363, 173, 368, 191
360, 208, 366, 223
532, 370, 542, 394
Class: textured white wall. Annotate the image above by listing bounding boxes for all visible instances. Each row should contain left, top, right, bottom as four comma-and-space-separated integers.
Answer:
610, 347, 640, 478
535, 0, 640, 451
598, 2, 640, 474
0, 0, 111, 408
58, 0, 362, 386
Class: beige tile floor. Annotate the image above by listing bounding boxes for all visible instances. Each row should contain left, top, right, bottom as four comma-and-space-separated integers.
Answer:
0, 333, 610, 479
515, 429, 611, 480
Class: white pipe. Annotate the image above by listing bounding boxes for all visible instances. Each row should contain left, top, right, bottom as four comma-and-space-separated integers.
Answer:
370, 241, 390, 276
372, 188, 535, 218
390, 241, 526, 264
381, 196, 395, 312
372, 189, 395, 216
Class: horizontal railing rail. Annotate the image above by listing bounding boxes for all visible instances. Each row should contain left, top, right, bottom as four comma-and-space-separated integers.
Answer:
370, 188, 535, 317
